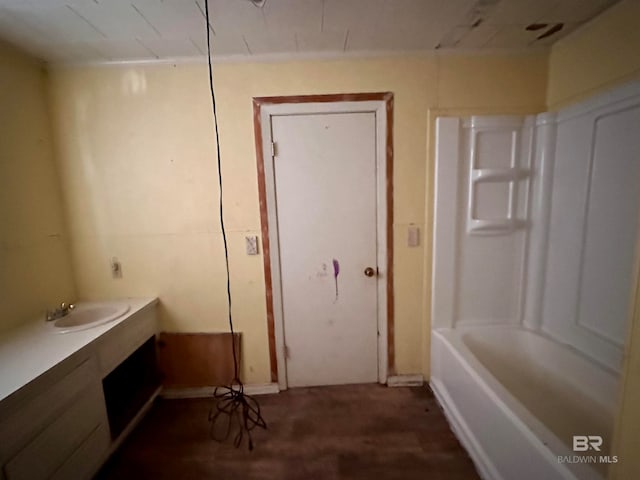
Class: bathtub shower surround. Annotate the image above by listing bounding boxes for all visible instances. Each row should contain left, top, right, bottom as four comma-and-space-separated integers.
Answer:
431, 81, 640, 480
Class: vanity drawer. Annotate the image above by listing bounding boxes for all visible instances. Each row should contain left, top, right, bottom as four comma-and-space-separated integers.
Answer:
97, 307, 157, 377
3, 385, 105, 480
50, 423, 110, 480
0, 356, 99, 460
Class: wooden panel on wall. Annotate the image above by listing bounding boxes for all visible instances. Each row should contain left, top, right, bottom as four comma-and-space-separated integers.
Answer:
156, 333, 240, 388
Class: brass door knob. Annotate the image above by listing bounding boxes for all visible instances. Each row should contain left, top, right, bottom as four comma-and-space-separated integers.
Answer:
364, 267, 376, 277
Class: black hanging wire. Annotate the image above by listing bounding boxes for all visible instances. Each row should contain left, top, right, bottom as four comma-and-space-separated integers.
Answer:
204, 0, 267, 451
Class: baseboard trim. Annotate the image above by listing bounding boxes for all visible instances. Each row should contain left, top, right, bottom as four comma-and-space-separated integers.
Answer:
160, 383, 280, 399
386, 374, 424, 387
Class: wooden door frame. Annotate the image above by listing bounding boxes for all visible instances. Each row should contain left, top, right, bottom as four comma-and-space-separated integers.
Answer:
252, 92, 394, 389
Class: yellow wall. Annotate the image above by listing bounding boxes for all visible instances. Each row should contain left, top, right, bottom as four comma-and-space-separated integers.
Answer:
47, 52, 547, 384
544, 1, 640, 477
0, 40, 75, 331
547, 0, 640, 109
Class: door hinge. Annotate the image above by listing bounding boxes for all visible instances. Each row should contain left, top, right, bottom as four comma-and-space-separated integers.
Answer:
284, 344, 290, 359
271, 141, 277, 158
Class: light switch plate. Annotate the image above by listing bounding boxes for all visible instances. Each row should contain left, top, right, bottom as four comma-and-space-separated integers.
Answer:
408, 226, 420, 247
246, 236, 259, 255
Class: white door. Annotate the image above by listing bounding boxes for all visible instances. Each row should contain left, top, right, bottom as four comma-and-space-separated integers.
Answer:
271, 112, 379, 387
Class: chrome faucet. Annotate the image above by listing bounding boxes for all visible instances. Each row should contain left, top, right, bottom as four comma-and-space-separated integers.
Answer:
45, 302, 75, 322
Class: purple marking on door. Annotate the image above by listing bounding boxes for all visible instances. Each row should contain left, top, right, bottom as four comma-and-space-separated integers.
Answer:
333, 259, 340, 302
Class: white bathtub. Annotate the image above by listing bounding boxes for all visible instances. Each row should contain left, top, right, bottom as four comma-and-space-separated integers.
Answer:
430, 326, 618, 480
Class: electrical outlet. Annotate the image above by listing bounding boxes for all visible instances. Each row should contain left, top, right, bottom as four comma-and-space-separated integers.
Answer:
111, 257, 123, 279
245, 236, 259, 255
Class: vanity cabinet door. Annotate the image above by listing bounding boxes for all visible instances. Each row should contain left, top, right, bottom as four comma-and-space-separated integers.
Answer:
0, 355, 109, 480
0, 356, 97, 460
3, 385, 108, 480
50, 423, 110, 480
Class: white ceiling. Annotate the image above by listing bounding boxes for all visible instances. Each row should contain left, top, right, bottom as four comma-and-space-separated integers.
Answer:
0, 0, 619, 63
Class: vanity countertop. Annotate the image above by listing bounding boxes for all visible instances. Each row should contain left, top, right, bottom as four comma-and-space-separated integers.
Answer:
0, 297, 158, 403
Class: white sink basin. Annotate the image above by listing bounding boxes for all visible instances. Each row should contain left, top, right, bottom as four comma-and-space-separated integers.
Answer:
53, 304, 130, 333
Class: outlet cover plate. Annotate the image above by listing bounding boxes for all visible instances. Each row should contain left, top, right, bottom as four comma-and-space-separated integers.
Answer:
246, 236, 259, 255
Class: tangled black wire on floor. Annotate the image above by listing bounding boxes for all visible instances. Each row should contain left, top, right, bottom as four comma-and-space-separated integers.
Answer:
203, 0, 267, 451
209, 379, 267, 450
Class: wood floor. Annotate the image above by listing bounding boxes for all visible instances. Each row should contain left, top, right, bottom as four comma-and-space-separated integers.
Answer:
96, 384, 480, 480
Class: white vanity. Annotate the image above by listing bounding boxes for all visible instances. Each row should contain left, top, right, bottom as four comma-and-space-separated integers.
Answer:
0, 298, 159, 480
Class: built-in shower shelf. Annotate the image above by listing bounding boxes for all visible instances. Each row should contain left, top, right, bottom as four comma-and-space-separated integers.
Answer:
471, 168, 529, 183
468, 165, 530, 235
468, 218, 526, 235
